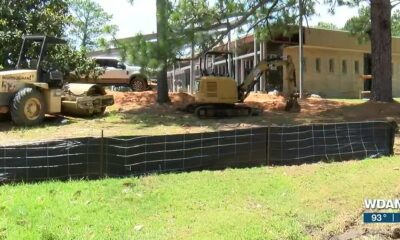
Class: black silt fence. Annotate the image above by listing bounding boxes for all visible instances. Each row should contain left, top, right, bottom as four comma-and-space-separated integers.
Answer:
0, 121, 395, 183
268, 122, 395, 165
102, 127, 267, 177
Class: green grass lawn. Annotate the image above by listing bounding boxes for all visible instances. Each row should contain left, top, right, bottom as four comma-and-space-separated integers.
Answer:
1, 157, 400, 240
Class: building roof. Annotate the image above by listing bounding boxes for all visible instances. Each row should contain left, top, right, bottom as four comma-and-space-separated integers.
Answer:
90, 27, 400, 60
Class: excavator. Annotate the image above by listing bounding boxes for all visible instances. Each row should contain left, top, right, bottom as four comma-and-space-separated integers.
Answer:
183, 51, 300, 118
0, 35, 114, 126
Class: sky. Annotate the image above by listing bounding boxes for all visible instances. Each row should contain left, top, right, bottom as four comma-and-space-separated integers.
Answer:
95, 0, 360, 39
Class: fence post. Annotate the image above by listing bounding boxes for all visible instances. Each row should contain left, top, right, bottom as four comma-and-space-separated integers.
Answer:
67, 139, 70, 179
100, 129, 104, 178
104, 132, 108, 177
46, 142, 50, 179
267, 127, 271, 166
25, 144, 28, 180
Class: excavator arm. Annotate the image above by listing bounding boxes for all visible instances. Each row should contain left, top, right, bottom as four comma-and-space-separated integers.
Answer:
237, 57, 295, 102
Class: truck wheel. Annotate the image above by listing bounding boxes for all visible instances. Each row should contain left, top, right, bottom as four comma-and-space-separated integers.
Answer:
11, 88, 45, 126
130, 77, 148, 92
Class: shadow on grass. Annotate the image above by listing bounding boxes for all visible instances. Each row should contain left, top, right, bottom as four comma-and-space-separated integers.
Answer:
108, 107, 274, 131
2, 98, 400, 136
0, 115, 77, 132
111, 98, 363, 131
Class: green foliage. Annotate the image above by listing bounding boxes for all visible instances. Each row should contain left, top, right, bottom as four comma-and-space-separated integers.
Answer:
0, 0, 106, 80
323, 0, 364, 14
125, 0, 317, 103
393, 10, 400, 36
315, 21, 339, 30
252, 0, 316, 40
124, 0, 316, 70
119, 35, 161, 76
168, 0, 241, 52
47, 45, 104, 81
0, 0, 69, 69
342, 6, 371, 42
343, 6, 400, 43
67, 0, 118, 50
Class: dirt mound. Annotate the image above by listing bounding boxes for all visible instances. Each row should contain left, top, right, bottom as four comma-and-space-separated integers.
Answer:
112, 91, 157, 107
110, 90, 194, 111
244, 93, 287, 111
330, 227, 400, 240
170, 92, 195, 107
109, 90, 400, 122
244, 93, 349, 113
110, 90, 353, 114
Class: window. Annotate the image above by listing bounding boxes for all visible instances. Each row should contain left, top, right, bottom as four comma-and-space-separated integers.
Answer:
354, 60, 360, 74
315, 58, 321, 73
95, 59, 118, 68
108, 60, 118, 68
302, 57, 307, 72
95, 59, 106, 67
329, 59, 335, 73
342, 60, 347, 74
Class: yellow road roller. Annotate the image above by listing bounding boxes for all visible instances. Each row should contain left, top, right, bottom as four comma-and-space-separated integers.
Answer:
0, 35, 114, 126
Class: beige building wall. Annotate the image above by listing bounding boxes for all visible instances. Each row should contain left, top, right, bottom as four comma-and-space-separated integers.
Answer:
284, 46, 364, 98
282, 28, 400, 98
393, 55, 400, 96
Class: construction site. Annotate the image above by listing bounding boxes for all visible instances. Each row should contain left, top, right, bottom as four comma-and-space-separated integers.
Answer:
1, 35, 398, 176
1, 28, 400, 146
0, 87, 399, 147
1, 1, 400, 239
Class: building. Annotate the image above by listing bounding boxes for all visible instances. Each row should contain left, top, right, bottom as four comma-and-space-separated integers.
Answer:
170, 27, 400, 98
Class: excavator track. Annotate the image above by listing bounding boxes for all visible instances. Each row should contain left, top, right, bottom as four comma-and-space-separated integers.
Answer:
185, 103, 259, 118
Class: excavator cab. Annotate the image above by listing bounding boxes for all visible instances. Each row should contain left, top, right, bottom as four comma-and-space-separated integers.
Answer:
200, 51, 234, 78
195, 51, 238, 105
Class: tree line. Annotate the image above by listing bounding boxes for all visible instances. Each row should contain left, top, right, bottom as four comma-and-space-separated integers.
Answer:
0, 0, 115, 78
128, 0, 395, 103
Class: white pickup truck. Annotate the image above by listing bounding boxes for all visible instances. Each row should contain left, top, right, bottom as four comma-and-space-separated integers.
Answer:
83, 57, 150, 91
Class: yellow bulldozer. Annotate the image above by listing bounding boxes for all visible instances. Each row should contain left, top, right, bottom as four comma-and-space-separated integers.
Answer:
0, 35, 114, 126
183, 51, 299, 118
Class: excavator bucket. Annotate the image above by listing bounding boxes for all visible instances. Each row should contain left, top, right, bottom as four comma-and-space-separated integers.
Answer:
284, 93, 301, 113
61, 83, 114, 116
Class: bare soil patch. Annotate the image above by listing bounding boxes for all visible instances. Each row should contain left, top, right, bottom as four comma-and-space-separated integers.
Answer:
1, 90, 400, 145
329, 226, 400, 240
112, 90, 195, 111
110, 90, 400, 123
